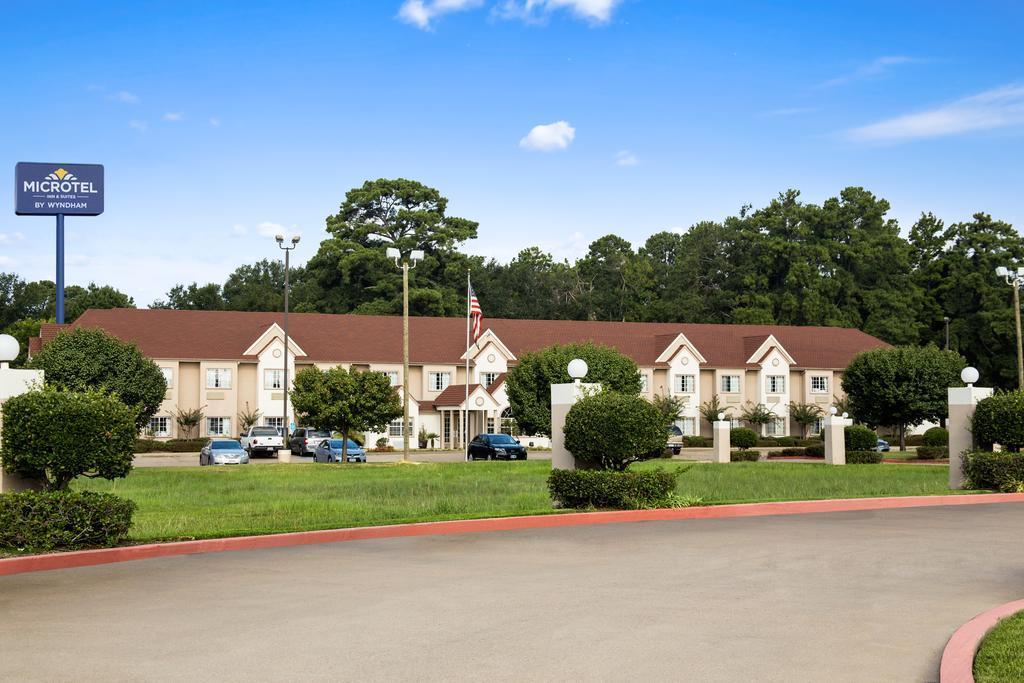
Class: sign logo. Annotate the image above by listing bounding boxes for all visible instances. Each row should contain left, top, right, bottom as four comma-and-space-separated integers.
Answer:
15, 162, 104, 216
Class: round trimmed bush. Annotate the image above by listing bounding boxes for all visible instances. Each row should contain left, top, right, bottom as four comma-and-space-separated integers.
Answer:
922, 427, 948, 448
973, 392, 1024, 452
0, 491, 136, 552
1, 389, 137, 490
846, 450, 883, 464
844, 424, 878, 451
730, 428, 757, 449
564, 392, 666, 471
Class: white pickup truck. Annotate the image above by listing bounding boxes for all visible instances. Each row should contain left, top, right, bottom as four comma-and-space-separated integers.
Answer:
239, 426, 284, 457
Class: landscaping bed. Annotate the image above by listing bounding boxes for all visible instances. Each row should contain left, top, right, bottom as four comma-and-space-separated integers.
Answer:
71, 460, 969, 543
974, 609, 1024, 683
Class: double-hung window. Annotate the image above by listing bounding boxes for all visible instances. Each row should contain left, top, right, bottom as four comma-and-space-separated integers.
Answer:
389, 418, 414, 437
160, 367, 173, 388
810, 376, 829, 394
721, 375, 740, 393
206, 368, 232, 389
680, 417, 696, 436
674, 374, 695, 394
429, 372, 451, 392
264, 369, 283, 390
149, 417, 171, 437
264, 417, 283, 429
207, 417, 231, 436
481, 372, 499, 388
639, 373, 648, 393
766, 417, 786, 436
766, 375, 786, 394
383, 371, 399, 386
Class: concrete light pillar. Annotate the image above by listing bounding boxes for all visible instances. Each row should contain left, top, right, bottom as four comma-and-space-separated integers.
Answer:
712, 420, 731, 463
550, 359, 600, 471
948, 367, 992, 490
0, 334, 45, 492
823, 414, 852, 465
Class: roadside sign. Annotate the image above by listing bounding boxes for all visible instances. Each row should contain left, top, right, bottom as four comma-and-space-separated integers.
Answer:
15, 162, 104, 216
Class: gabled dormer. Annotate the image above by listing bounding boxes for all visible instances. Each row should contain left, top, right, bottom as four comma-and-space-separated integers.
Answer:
744, 334, 795, 367
655, 332, 708, 365
243, 323, 307, 359
462, 329, 516, 385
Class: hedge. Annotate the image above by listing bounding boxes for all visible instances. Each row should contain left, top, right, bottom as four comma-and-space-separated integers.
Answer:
962, 451, 1024, 491
846, 450, 883, 464
804, 443, 825, 457
973, 392, 1024, 452
730, 449, 760, 462
767, 448, 807, 457
564, 392, 666, 470
916, 446, 948, 460
683, 436, 712, 448
922, 427, 949, 448
547, 468, 678, 509
845, 425, 878, 451
134, 438, 208, 453
730, 428, 757, 449
0, 491, 136, 553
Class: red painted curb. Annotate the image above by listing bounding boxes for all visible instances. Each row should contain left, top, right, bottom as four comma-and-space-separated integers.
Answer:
3, 492, 1024, 577
940, 598, 1024, 682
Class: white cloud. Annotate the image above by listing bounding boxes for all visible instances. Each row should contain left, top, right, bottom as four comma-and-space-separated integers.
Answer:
209, 117, 221, 127
112, 90, 139, 104
257, 221, 285, 238
845, 83, 1024, 143
519, 120, 575, 151
614, 150, 638, 166
496, 0, 622, 24
821, 56, 921, 87
230, 224, 248, 237
163, 112, 183, 121
398, 0, 483, 29
128, 120, 148, 132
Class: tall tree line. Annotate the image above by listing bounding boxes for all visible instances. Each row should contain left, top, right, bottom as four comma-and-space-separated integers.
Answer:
2, 180, 1022, 386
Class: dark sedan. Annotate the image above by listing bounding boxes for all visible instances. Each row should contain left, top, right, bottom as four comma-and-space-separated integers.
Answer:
468, 433, 528, 461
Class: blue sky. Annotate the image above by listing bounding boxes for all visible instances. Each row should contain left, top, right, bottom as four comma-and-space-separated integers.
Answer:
1, 0, 1023, 305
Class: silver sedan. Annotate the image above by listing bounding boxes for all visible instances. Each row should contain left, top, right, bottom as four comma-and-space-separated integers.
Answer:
200, 439, 250, 466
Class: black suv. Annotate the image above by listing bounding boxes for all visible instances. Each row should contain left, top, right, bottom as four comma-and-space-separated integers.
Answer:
289, 428, 331, 455
468, 433, 528, 461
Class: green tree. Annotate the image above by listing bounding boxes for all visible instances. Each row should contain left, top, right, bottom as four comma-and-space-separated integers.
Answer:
505, 342, 642, 437
739, 402, 775, 431
30, 328, 167, 430
290, 366, 402, 462
841, 345, 966, 450
1, 389, 137, 490
574, 235, 655, 321
699, 395, 731, 427
789, 402, 823, 439
222, 259, 287, 311
63, 283, 134, 322
151, 282, 225, 310
651, 394, 686, 429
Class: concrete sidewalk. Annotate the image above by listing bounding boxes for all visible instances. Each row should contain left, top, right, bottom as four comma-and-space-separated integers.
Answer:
4, 503, 1023, 681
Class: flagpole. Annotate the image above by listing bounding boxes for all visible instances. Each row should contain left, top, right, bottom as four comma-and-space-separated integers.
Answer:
465, 270, 471, 460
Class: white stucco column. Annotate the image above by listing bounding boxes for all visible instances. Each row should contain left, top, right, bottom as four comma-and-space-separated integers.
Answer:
948, 371, 992, 489
0, 335, 45, 492
550, 381, 600, 470
823, 415, 852, 465
712, 420, 731, 463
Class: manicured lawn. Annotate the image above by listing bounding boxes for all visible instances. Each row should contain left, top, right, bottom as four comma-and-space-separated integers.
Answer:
73, 460, 974, 543
974, 610, 1024, 683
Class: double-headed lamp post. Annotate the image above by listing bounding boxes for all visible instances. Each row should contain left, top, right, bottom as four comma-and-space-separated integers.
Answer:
276, 233, 300, 441
996, 266, 1024, 390
387, 247, 424, 463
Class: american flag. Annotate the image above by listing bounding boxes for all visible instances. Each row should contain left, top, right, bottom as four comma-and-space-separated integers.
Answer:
469, 284, 483, 340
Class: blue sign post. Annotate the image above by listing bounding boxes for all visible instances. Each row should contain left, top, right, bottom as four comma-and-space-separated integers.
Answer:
14, 162, 104, 324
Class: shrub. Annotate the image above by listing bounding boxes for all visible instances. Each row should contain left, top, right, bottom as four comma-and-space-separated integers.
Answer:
796, 438, 822, 447
564, 392, 666, 471
767, 448, 806, 457
916, 446, 948, 460
905, 434, 925, 447
133, 438, 207, 453
375, 437, 390, 449
962, 451, 1024, 490
973, 392, 1024, 452
730, 449, 760, 462
0, 491, 136, 552
547, 468, 678, 509
756, 438, 780, 447
922, 427, 949, 448
775, 436, 797, 447
804, 443, 825, 457
683, 435, 712, 448
846, 450, 883, 464
1, 389, 137, 490
730, 428, 757, 449
30, 328, 167, 430
845, 425, 878, 451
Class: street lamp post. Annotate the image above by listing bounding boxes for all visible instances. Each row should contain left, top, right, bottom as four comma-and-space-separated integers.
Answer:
276, 234, 300, 442
943, 316, 950, 351
996, 266, 1024, 390
387, 247, 424, 463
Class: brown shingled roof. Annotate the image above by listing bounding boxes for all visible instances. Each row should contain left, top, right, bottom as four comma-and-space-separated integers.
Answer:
60, 308, 888, 369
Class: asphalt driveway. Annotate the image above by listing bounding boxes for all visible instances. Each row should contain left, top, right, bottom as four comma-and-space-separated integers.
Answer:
3, 503, 1024, 681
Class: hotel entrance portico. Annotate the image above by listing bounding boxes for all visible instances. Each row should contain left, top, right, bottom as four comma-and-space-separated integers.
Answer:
435, 384, 504, 449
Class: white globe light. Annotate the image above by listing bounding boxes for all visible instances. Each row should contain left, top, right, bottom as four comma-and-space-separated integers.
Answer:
961, 366, 980, 385
0, 334, 19, 362
717, 412, 725, 421
829, 406, 838, 415
567, 358, 588, 380
842, 412, 849, 419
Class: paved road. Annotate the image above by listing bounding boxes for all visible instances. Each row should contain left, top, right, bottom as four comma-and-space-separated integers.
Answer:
4, 503, 1024, 682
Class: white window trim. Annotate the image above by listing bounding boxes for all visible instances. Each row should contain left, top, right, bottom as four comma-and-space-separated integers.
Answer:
264, 369, 284, 390
428, 372, 451, 392
766, 375, 786, 394
675, 374, 695, 394
160, 367, 173, 388
481, 372, 499, 388
721, 375, 740, 393
810, 376, 829, 394
207, 417, 232, 436
149, 416, 171, 438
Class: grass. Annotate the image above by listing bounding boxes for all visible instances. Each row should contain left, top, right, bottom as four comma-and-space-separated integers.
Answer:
71, 460, 976, 543
974, 610, 1024, 683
